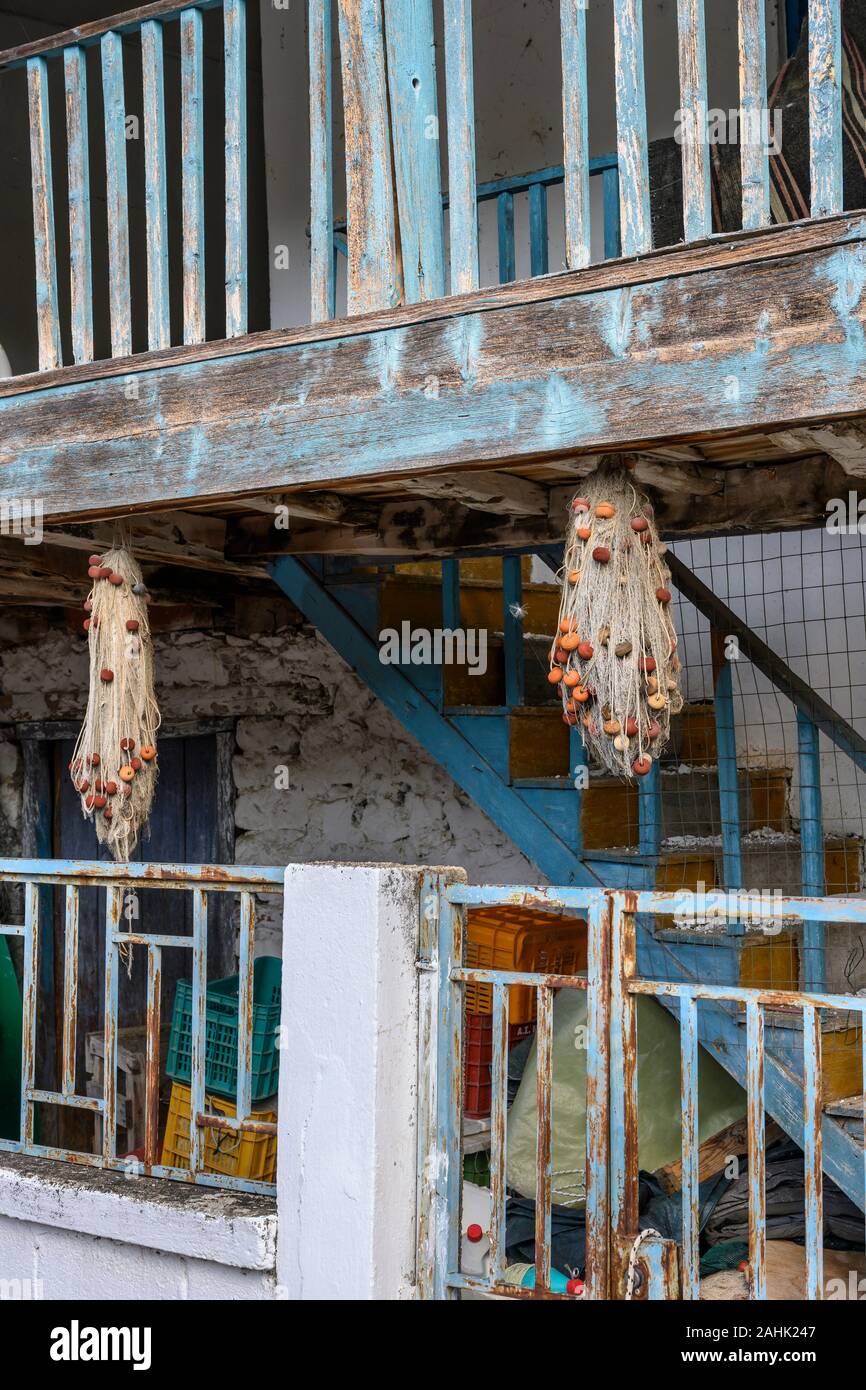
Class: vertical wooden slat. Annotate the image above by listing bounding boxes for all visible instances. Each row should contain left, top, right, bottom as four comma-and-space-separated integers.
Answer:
27, 56, 62, 371
103, 886, 122, 1162
803, 1002, 824, 1300
383, 0, 446, 304
676, 0, 711, 242
433, 888, 464, 1300
225, 0, 248, 337
680, 993, 700, 1300
190, 888, 208, 1174
337, 0, 401, 314
236, 891, 254, 1122
613, 0, 651, 256
502, 555, 524, 708
142, 18, 171, 350
101, 32, 132, 358
560, 0, 590, 269
181, 7, 205, 344
808, 0, 843, 218
488, 980, 509, 1283
746, 1000, 767, 1300
584, 894, 611, 1301
610, 893, 639, 1297
20, 883, 39, 1146
444, 0, 478, 293
738, 0, 771, 230
64, 47, 93, 365
528, 181, 549, 277
534, 983, 554, 1291
144, 944, 161, 1168
309, 0, 336, 322
497, 191, 515, 284
61, 885, 79, 1096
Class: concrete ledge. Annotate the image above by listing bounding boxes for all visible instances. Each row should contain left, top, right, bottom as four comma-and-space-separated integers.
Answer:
0, 1152, 276, 1271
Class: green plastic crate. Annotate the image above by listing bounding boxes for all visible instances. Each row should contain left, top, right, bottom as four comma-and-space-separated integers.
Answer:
166, 956, 282, 1102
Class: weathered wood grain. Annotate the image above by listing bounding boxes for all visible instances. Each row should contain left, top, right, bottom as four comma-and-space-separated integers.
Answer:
383, 0, 445, 303
5, 210, 859, 400
560, 0, 590, 270
27, 57, 62, 371
64, 47, 93, 365
676, 0, 711, 242
0, 0, 224, 70
180, 7, 205, 344
808, 0, 843, 218
613, 0, 651, 256
337, 0, 401, 314
309, 0, 335, 322
101, 31, 132, 358
142, 18, 171, 350
738, 0, 770, 230
2, 227, 864, 523
444, 0, 478, 293
224, 0, 248, 338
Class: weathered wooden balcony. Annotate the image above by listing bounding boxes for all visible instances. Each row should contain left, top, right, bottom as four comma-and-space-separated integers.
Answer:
0, 0, 863, 544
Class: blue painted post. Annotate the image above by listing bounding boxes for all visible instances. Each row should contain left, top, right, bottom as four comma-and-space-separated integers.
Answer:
142, 19, 171, 350
612, 0, 651, 256
441, 557, 461, 630
638, 757, 661, 858
714, 654, 744, 895
584, 893, 611, 1299
434, 883, 464, 1299
738, 0, 771, 230
101, 32, 132, 358
27, 56, 62, 371
225, 0, 248, 337
310, 0, 336, 321
20, 884, 38, 1147
64, 47, 93, 365
189, 888, 208, 1174
798, 712, 826, 991
560, 0, 590, 270
383, 0, 446, 304
497, 192, 516, 284
570, 727, 586, 854
680, 993, 700, 1300
61, 886, 79, 1097
534, 984, 554, 1290
528, 181, 549, 277
745, 1000, 767, 1299
676, 0, 711, 242
609, 893, 639, 1270
488, 979, 508, 1283
181, 7, 206, 343
808, 0, 843, 217
236, 891, 254, 1122
802, 1003, 824, 1300
103, 886, 122, 1162
602, 162, 622, 259
502, 555, 524, 708
444, 0, 479, 293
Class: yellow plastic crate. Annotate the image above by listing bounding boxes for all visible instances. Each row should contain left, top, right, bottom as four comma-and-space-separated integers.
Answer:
464, 907, 587, 1024
161, 1082, 277, 1183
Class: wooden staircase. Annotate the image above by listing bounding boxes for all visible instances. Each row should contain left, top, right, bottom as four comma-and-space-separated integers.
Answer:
270, 551, 866, 1209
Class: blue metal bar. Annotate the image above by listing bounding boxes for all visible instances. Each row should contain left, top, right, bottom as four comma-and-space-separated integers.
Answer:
803, 1003, 824, 1299
64, 46, 93, 364
488, 980, 508, 1282
638, 757, 661, 858
808, 0, 843, 218
786, 0, 807, 54
101, 31, 131, 358
534, 984, 554, 1290
103, 886, 122, 1162
181, 6, 205, 344
434, 884, 464, 1299
27, 56, 61, 371
746, 1000, 767, 1300
444, 0, 479, 293
602, 164, 622, 259
628, 977, 866, 1012
189, 888, 208, 1174
680, 994, 700, 1300
441, 557, 460, 631
714, 657, 744, 898
236, 890, 254, 1122
528, 182, 548, 277
797, 713, 826, 991
310, 0, 336, 321
28, 1088, 102, 1112
142, 18, 171, 350
224, 0, 248, 337
609, 893, 638, 1244
497, 192, 516, 284
61, 885, 79, 1096
21, 884, 38, 1147
0, 859, 285, 887
145, 943, 161, 1167
502, 555, 524, 708
584, 893, 611, 1300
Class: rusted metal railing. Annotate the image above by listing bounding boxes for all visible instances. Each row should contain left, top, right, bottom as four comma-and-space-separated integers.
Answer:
0, 859, 283, 1196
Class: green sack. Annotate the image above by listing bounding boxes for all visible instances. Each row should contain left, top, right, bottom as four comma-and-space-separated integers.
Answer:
506, 989, 746, 1208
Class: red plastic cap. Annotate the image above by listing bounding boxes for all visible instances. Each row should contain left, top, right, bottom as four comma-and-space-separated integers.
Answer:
566, 1278, 585, 1296
466, 1223, 484, 1244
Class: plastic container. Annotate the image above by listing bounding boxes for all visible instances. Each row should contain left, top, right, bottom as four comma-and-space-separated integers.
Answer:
464, 1011, 536, 1118
166, 956, 282, 1101
464, 908, 587, 1023
161, 1081, 277, 1183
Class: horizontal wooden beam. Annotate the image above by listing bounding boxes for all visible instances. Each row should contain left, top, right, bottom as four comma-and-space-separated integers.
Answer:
399, 469, 549, 516
2, 217, 865, 523
0, 0, 225, 71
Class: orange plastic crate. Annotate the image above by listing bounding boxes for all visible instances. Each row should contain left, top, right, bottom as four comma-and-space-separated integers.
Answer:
464, 907, 587, 1024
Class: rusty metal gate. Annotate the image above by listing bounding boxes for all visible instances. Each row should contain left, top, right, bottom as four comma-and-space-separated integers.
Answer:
417, 878, 866, 1300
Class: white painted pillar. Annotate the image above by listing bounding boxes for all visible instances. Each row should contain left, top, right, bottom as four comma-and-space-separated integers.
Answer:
275, 862, 464, 1300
